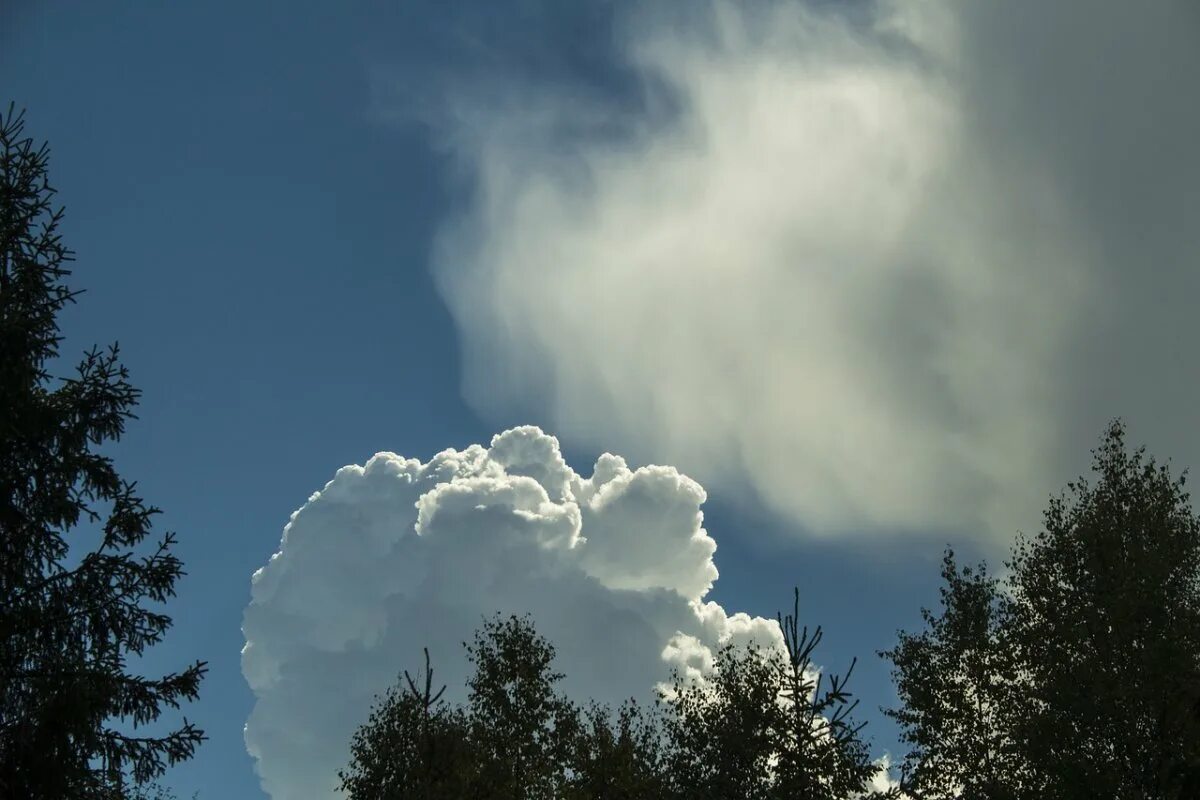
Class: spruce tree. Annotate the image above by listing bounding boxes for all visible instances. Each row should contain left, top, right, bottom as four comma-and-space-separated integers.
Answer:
0, 106, 205, 798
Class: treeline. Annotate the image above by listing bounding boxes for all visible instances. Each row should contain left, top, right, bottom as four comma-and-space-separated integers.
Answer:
342, 421, 1200, 800
340, 593, 880, 799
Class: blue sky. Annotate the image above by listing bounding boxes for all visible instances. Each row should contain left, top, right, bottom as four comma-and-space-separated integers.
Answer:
6, 1, 1199, 798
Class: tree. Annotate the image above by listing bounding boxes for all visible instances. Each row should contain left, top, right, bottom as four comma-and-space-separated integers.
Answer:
883, 421, 1200, 799
341, 615, 582, 800
565, 699, 666, 800
0, 105, 206, 798
1010, 420, 1200, 798
126, 782, 198, 800
770, 589, 890, 798
461, 614, 581, 799
660, 641, 781, 800
660, 589, 892, 800
338, 649, 472, 800
345, 602, 892, 799
880, 553, 1029, 799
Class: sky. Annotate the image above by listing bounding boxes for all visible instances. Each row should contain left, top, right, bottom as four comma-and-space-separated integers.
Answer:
4, 1, 1199, 797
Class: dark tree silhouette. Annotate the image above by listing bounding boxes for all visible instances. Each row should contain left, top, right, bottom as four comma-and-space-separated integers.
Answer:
344, 614, 677, 799
0, 106, 205, 798
884, 421, 1200, 800
565, 699, 666, 799
464, 614, 581, 799
660, 589, 893, 800
880, 553, 1028, 799
339, 648, 472, 800
1012, 421, 1200, 799
345, 599, 894, 799
126, 783, 196, 800
771, 589, 890, 798
341, 615, 582, 800
660, 640, 781, 799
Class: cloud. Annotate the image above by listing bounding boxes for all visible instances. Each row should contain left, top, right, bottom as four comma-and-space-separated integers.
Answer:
242, 427, 782, 799
426, 0, 1200, 545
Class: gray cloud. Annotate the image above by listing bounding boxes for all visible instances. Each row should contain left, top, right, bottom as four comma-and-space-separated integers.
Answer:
426, 0, 1200, 546
951, 0, 1200, 470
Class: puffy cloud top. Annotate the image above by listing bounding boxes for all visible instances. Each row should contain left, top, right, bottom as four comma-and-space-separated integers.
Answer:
243, 427, 779, 799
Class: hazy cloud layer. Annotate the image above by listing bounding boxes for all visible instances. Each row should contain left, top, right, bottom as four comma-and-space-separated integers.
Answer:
242, 427, 781, 799
429, 0, 1200, 544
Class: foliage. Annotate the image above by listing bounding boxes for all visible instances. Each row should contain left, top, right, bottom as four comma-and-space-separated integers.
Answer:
1011, 420, 1200, 798
344, 596, 892, 799
771, 588, 886, 797
0, 105, 205, 798
339, 648, 472, 800
660, 640, 781, 799
341, 614, 579, 800
463, 614, 580, 799
883, 420, 1200, 799
564, 699, 666, 800
660, 589, 892, 800
880, 553, 1028, 799
124, 782, 198, 800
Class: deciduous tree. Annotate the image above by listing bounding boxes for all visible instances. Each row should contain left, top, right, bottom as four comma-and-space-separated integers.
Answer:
884, 421, 1200, 799
660, 589, 893, 800
341, 615, 581, 800
338, 649, 471, 800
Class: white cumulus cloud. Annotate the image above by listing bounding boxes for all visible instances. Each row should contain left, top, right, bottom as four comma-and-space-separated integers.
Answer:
242, 427, 781, 799
427, 0, 1200, 546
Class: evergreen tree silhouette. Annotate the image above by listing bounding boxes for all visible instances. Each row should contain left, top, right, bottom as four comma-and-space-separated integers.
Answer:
0, 106, 205, 798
